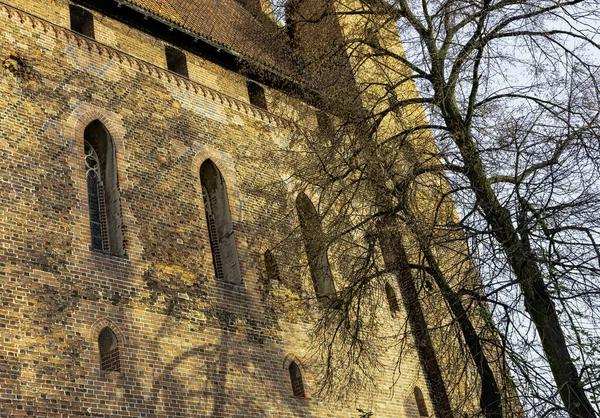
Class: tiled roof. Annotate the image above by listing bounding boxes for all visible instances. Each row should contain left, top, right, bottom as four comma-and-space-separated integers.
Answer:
124, 0, 298, 73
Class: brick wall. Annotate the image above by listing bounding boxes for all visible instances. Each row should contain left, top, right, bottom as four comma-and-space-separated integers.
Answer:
0, 1, 432, 417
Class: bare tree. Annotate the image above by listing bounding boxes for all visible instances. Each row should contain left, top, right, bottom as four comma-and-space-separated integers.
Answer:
279, 118, 517, 417
246, 0, 600, 417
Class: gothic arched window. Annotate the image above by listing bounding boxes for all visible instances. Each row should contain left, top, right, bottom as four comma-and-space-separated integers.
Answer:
289, 361, 306, 397
414, 386, 429, 417
385, 281, 400, 317
98, 327, 120, 372
200, 160, 241, 284
295, 192, 336, 297
84, 120, 125, 256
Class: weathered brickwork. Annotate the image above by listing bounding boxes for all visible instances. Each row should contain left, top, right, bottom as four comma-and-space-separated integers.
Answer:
0, 1, 434, 417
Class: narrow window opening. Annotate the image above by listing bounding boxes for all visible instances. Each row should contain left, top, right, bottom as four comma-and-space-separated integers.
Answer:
289, 361, 306, 397
69, 5, 95, 39
264, 250, 281, 285
98, 327, 120, 372
203, 185, 224, 280
165, 46, 189, 77
365, 26, 382, 51
414, 386, 429, 417
200, 160, 242, 284
316, 111, 335, 140
385, 281, 399, 317
85, 141, 107, 251
84, 120, 125, 256
296, 193, 336, 297
385, 85, 401, 115
247, 81, 267, 110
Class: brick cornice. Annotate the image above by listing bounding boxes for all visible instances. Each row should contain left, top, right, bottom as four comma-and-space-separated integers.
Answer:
0, 1, 300, 131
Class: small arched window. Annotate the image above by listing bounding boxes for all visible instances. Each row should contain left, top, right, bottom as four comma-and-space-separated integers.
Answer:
414, 386, 429, 417
295, 193, 336, 297
264, 250, 281, 285
289, 361, 306, 397
316, 111, 334, 139
365, 26, 382, 51
200, 160, 241, 284
98, 327, 120, 372
84, 120, 125, 256
385, 281, 399, 317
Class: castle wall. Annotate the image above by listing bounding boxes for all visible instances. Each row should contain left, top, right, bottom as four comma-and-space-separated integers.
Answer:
0, 1, 430, 417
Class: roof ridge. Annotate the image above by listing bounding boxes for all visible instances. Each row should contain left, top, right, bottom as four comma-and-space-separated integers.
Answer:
121, 0, 298, 74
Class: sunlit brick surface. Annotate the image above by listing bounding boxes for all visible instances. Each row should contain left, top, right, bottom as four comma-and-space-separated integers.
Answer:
0, 1, 433, 416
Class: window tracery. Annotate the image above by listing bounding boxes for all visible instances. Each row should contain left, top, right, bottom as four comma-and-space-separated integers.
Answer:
85, 140, 108, 252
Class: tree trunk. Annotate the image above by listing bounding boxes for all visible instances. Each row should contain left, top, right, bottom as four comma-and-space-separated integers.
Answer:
398, 141, 504, 418
379, 222, 455, 418
446, 106, 597, 418
420, 242, 503, 418
361, 131, 455, 416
